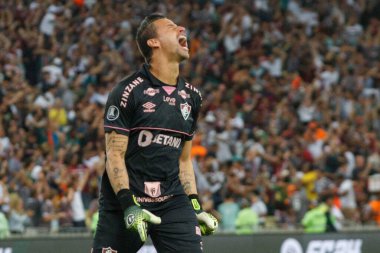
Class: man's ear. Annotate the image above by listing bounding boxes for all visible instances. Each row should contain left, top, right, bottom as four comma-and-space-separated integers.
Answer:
147, 39, 160, 49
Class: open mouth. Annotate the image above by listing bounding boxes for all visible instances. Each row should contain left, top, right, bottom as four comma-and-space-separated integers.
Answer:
178, 35, 188, 50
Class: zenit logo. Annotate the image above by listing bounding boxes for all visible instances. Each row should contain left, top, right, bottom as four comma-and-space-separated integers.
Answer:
281, 238, 362, 253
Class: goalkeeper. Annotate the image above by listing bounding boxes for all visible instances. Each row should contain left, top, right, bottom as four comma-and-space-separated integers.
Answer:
92, 13, 217, 253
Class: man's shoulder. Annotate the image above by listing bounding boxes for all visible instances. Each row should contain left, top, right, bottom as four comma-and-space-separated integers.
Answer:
181, 78, 202, 102
109, 70, 151, 98
116, 71, 147, 90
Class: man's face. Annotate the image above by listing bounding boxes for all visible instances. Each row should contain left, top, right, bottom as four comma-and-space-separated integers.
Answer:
151, 18, 189, 62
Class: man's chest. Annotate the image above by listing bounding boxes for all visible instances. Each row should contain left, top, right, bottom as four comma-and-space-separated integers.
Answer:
132, 86, 195, 133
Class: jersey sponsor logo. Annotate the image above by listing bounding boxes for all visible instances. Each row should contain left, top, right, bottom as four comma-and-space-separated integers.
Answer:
178, 90, 190, 99
142, 102, 156, 112
106, 105, 120, 121
280, 238, 363, 253
144, 182, 161, 197
163, 96, 176, 106
180, 103, 191, 120
185, 82, 202, 100
137, 130, 181, 148
143, 88, 159, 97
136, 195, 173, 203
102, 247, 118, 253
120, 77, 144, 108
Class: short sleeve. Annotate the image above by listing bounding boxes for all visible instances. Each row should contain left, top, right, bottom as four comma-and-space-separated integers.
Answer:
184, 92, 202, 141
104, 85, 135, 136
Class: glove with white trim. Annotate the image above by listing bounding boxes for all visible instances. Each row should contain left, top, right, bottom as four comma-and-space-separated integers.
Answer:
189, 194, 218, 235
117, 189, 161, 242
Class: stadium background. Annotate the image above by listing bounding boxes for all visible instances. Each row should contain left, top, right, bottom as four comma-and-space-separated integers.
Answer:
1, 0, 380, 252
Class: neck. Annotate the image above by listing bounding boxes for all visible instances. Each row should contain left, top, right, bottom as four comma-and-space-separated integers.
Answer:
149, 57, 179, 86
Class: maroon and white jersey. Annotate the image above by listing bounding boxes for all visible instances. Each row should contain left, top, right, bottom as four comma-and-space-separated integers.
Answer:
100, 64, 202, 211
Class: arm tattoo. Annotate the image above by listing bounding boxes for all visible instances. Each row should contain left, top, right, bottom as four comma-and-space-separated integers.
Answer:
106, 133, 128, 154
113, 167, 120, 179
180, 169, 195, 195
179, 141, 197, 195
182, 181, 191, 194
105, 131, 130, 193
115, 181, 127, 192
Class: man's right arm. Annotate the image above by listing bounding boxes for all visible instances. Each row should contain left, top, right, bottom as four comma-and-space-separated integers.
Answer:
105, 129, 161, 243
105, 131, 130, 193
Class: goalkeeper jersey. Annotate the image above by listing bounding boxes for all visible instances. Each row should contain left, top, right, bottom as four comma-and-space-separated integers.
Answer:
99, 64, 202, 211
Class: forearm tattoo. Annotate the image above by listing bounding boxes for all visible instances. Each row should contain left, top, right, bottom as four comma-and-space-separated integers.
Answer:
106, 132, 128, 155
182, 181, 191, 194
179, 167, 196, 195
105, 132, 129, 193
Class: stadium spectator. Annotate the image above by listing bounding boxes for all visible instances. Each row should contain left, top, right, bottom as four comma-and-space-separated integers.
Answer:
0, 210, 10, 239
337, 174, 358, 221
217, 192, 240, 233
235, 197, 259, 234
302, 194, 342, 233
367, 193, 380, 226
250, 191, 267, 226
8, 193, 31, 234
67, 169, 91, 228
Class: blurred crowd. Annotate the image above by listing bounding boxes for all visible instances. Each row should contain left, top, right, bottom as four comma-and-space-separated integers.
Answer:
1, 0, 380, 236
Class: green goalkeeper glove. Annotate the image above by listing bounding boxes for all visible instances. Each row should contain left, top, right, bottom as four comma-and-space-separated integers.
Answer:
189, 194, 218, 235
117, 189, 161, 242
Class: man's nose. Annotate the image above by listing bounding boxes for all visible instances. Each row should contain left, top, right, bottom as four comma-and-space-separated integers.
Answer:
178, 26, 186, 34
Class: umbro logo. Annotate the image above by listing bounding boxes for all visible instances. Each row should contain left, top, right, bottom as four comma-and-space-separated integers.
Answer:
142, 102, 156, 113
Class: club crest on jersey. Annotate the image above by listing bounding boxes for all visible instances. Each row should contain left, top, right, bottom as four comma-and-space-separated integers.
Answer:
180, 103, 191, 120
102, 247, 117, 253
106, 105, 119, 121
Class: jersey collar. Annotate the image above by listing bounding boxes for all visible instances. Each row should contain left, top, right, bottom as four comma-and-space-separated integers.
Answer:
140, 64, 185, 89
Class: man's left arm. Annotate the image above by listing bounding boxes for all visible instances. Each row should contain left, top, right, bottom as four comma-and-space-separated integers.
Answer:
179, 140, 198, 196
179, 140, 218, 235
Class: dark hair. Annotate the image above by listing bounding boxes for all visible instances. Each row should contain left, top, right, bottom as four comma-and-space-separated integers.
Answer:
136, 13, 166, 63
319, 193, 333, 203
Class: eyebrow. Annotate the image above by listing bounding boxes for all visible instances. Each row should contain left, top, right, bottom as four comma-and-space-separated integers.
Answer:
166, 23, 177, 28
